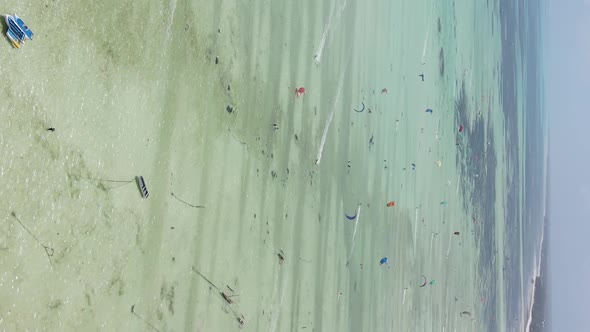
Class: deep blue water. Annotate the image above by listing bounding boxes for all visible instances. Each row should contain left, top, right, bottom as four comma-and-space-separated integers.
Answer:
500, 0, 546, 329
455, 0, 547, 330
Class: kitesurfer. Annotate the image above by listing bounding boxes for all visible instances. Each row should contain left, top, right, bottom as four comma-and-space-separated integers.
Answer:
419, 73, 424, 81
278, 250, 285, 264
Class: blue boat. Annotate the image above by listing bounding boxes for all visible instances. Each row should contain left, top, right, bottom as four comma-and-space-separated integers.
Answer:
5, 14, 33, 48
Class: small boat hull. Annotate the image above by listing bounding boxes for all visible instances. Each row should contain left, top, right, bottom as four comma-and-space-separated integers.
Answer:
14, 15, 33, 40
136, 176, 149, 198
5, 14, 33, 48
5, 29, 21, 48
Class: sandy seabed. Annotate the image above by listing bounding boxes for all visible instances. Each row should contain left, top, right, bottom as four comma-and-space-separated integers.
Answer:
0, 0, 507, 331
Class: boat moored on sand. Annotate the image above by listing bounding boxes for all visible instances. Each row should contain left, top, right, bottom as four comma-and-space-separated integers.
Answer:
5, 14, 33, 48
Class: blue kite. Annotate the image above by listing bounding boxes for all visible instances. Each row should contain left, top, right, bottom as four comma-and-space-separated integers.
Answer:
345, 211, 357, 220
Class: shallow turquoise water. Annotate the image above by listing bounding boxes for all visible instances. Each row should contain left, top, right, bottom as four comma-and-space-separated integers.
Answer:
0, 0, 525, 331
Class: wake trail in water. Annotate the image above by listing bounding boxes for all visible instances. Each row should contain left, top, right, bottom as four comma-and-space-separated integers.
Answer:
412, 208, 419, 255
429, 232, 435, 254
165, 0, 178, 41
269, 273, 289, 332
445, 231, 453, 259
315, 108, 335, 164
524, 219, 547, 332
315, 61, 348, 164
313, 0, 349, 64
346, 205, 362, 265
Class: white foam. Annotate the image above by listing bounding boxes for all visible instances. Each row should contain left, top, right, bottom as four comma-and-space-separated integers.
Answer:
524, 219, 546, 332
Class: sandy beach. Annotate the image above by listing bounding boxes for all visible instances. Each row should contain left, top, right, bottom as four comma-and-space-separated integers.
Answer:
0, 0, 509, 331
